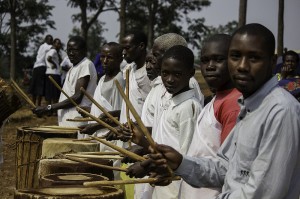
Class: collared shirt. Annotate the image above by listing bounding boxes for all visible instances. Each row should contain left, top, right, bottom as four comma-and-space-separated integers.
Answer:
175, 76, 300, 199
33, 43, 52, 68
45, 48, 61, 75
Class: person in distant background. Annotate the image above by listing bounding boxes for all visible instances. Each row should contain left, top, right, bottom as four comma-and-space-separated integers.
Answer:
45, 38, 63, 108
30, 34, 53, 106
278, 50, 300, 101
93, 53, 105, 80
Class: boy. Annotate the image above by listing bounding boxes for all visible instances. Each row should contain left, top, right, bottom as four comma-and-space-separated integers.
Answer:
33, 36, 97, 134
30, 34, 53, 106
145, 23, 300, 199
45, 38, 63, 106
79, 42, 125, 139
125, 45, 202, 199
180, 34, 241, 199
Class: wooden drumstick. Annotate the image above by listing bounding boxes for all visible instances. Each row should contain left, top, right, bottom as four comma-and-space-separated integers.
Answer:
76, 106, 122, 136
67, 117, 94, 122
115, 79, 174, 176
64, 155, 127, 172
48, 75, 78, 107
125, 69, 132, 148
66, 153, 124, 160
80, 87, 124, 128
91, 136, 146, 162
77, 151, 121, 155
114, 79, 155, 150
84, 176, 181, 186
10, 79, 36, 108
42, 125, 79, 131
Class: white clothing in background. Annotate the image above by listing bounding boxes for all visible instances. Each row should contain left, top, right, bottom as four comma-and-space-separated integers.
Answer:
45, 49, 61, 75
58, 58, 97, 131
33, 43, 52, 68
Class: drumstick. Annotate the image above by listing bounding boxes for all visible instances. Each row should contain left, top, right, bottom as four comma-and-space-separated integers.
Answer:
64, 155, 127, 172
72, 136, 105, 142
10, 79, 36, 108
91, 136, 146, 162
65, 153, 124, 160
77, 151, 121, 155
115, 79, 155, 150
125, 69, 132, 148
80, 87, 124, 128
67, 117, 94, 122
42, 125, 79, 131
115, 79, 174, 176
48, 76, 78, 107
84, 176, 181, 186
76, 107, 122, 136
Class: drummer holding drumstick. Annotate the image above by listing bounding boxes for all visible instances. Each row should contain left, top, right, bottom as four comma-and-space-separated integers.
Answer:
137, 24, 300, 199
33, 36, 97, 133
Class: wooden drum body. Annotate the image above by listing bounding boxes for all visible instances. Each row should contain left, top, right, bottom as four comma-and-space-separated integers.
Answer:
15, 127, 77, 189
40, 173, 108, 187
14, 186, 124, 199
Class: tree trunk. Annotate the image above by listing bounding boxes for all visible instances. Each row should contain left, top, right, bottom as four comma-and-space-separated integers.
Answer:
277, 0, 284, 57
9, 0, 16, 80
119, 0, 126, 42
79, 1, 88, 42
238, 0, 247, 27
146, 0, 157, 49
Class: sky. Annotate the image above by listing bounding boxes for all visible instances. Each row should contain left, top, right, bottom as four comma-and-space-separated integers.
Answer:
47, 0, 300, 53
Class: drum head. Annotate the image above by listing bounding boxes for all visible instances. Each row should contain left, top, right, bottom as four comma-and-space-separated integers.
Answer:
15, 186, 124, 198
41, 173, 108, 186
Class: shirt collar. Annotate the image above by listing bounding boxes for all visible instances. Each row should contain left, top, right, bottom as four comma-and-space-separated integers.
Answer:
170, 89, 195, 107
150, 76, 162, 87
238, 76, 278, 112
73, 57, 87, 68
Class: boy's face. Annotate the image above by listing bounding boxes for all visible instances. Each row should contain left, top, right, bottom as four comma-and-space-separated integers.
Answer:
146, 43, 164, 80
121, 35, 140, 64
67, 41, 85, 65
161, 58, 193, 96
53, 40, 61, 50
228, 33, 275, 98
200, 41, 230, 91
100, 45, 121, 75
284, 55, 298, 72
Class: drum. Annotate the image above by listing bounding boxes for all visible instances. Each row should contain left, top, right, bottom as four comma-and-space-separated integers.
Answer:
40, 173, 108, 187
15, 127, 77, 189
38, 158, 114, 181
14, 186, 124, 199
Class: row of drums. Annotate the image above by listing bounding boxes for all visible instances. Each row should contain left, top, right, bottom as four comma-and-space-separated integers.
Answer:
15, 126, 124, 199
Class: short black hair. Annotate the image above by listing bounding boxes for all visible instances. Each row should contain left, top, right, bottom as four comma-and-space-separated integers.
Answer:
283, 50, 299, 63
232, 23, 275, 56
126, 31, 148, 48
203, 34, 231, 48
162, 45, 194, 69
103, 42, 123, 58
68, 36, 87, 52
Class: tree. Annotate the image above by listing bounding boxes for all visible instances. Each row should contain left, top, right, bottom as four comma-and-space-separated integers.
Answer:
277, 0, 284, 57
123, 0, 211, 48
238, 0, 247, 27
67, 0, 118, 43
0, 0, 55, 79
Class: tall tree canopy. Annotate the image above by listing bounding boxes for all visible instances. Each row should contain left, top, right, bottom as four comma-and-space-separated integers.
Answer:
0, 0, 55, 78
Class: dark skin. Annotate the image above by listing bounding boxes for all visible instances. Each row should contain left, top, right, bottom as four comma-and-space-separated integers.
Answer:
78, 44, 123, 135
280, 55, 299, 79
33, 40, 90, 115
121, 34, 146, 70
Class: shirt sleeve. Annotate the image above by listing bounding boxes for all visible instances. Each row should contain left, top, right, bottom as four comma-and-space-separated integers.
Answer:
78, 60, 94, 79
218, 106, 300, 199
219, 110, 239, 144
175, 155, 227, 188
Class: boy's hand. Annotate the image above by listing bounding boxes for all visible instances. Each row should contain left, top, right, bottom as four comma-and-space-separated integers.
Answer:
79, 123, 100, 135
121, 145, 146, 163
105, 126, 131, 141
32, 106, 49, 116
126, 160, 151, 178
77, 106, 91, 117
148, 143, 183, 171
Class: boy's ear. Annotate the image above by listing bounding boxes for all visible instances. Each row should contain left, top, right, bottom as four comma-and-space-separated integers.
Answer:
139, 42, 146, 50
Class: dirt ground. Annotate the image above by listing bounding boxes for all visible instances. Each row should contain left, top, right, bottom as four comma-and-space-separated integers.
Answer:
0, 108, 57, 198
0, 70, 210, 198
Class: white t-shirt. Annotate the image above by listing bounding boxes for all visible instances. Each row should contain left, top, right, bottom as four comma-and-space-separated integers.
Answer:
45, 49, 61, 75
33, 43, 52, 68
58, 57, 97, 127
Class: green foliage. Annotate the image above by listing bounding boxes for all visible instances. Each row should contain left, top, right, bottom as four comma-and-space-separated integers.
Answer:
0, 0, 55, 78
